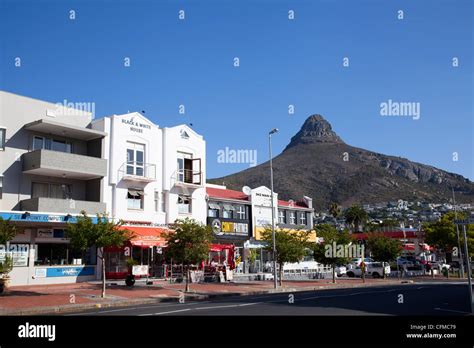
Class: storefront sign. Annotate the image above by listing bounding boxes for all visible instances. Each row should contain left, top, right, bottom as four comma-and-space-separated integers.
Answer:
253, 192, 272, 207
0, 244, 29, 267
212, 219, 248, 236
122, 118, 152, 133
44, 266, 95, 278
37, 229, 54, 238
35, 268, 47, 278
132, 265, 149, 276
0, 212, 99, 224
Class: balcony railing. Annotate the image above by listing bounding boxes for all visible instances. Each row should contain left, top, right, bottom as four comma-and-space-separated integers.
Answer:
175, 169, 202, 186
20, 197, 106, 215
118, 161, 156, 183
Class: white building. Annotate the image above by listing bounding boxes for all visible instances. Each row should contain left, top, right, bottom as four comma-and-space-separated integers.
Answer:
91, 112, 207, 226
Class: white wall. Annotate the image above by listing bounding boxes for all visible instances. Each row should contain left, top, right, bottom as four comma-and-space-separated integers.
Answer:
92, 113, 207, 226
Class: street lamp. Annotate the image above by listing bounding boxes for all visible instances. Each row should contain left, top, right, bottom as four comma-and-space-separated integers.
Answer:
269, 128, 278, 289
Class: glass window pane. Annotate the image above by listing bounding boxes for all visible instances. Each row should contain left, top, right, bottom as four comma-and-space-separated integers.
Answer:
0, 129, 5, 149
52, 139, 67, 152
32, 183, 49, 198
136, 151, 144, 165
126, 165, 134, 175
45, 138, 52, 150
127, 149, 134, 163
33, 136, 43, 150
135, 167, 144, 176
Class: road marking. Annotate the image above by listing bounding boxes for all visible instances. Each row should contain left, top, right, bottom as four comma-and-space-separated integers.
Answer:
66, 301, 212, 316
433, 307, 470, 314
195, 302, 261, 310
140, 308, 191, 316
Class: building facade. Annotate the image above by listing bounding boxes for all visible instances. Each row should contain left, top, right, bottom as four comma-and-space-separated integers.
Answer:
90, 112, 207, 278
0, 91, 107, 285
205, 184, 315, 273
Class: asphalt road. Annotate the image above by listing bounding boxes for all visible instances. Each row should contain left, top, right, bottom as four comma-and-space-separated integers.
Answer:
68, 282, 472, 316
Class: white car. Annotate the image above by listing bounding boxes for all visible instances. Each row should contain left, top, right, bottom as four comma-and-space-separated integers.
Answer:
347, 257, 374, 270
335, 265, 347, 276
346, 262, 391, 278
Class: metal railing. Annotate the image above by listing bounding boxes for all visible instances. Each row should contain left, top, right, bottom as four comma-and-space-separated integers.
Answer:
118, 161, 156, 181
175, 169, 202, 185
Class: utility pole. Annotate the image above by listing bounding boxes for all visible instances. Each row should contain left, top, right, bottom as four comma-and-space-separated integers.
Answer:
269, 128, 279, 289
452, 188, 464, 278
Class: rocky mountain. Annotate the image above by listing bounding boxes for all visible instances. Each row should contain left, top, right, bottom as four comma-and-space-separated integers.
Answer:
209, 114, 474, 210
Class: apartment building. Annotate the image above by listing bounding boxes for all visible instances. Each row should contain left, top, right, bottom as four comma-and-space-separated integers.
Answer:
91, 112, 207, 278
0, 91, 107, 285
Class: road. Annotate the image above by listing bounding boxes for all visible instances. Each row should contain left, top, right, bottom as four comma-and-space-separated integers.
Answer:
67, 282, 472, 316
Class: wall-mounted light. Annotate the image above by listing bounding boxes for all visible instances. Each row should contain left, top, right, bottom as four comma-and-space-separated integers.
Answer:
64, 214, 72, 222
22, 212, 31, 219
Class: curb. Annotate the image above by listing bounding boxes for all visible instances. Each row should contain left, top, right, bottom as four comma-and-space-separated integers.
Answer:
0, 279, 418, 316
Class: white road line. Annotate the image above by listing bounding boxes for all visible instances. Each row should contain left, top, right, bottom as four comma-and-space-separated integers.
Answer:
66, 301, 212, 316
433, 307, 470, 314
195, 302, 261, 310
140, 308, 191, 316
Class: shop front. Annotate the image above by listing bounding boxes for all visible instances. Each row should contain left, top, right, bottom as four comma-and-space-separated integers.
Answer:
1, 211, 100, 286
104, 226, 169, 279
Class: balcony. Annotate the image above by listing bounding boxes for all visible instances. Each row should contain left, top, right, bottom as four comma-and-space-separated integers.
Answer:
20, 197, 106, 215
118, 161, 156, 183
22, 149, 107, 180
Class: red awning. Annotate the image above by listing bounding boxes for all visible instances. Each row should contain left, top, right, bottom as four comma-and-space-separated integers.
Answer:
209, 243, 234, 252
402, 243, 432, 251
120, 226, 169, 248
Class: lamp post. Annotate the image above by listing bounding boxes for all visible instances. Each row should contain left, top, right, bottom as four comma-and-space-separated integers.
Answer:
452, 188, 465, 278
269, 128, 278, 289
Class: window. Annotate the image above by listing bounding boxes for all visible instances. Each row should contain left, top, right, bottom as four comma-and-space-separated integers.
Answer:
32, 136, 71, 153
300, 212, 307, 225
127, 189, 144, 210
236, 205, 246, 219
177, 152, 193, 183
126, 142, 145, 176
154, 191, 159, 212
223, 204, 234, 219
0, 128, 6, 150
278, 210, 286, 224
289, 211, 296, 224
160, 192, 166, 212
35, 242, 97, 266
32, 182, 72, 199
178, 195, 191, 214
0, 176, 3, 199
208, 203, 219, 217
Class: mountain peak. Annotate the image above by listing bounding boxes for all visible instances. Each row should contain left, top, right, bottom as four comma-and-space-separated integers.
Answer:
284, 114, 343, 150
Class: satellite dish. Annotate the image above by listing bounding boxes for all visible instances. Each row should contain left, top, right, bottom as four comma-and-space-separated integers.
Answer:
242, 186, 251, 195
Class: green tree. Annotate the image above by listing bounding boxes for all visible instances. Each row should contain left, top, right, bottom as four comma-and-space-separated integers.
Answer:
312, 224, 352, 283
164, 218, 213, 292
344, 205, 368, 233
366, 232, 402, 278
0, 217, 17, 244
0, 218, 17, 291
424, 212, 474, 262
261, 227, 310, 286
66, 211, 132, 298
329, 202, 341, 225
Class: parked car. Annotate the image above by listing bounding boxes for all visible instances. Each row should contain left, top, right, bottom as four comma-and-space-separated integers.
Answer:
335, 265, 347, 277
428, 261, 450, 271
347, 257, 374, 269
346, 262, 391, 278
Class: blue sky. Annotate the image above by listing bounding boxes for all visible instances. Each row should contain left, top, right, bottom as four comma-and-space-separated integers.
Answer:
1, 0, 472, 180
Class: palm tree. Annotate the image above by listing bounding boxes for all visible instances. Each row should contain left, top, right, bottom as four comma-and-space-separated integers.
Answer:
344, 205, 368, 233
329, 202, 341, 226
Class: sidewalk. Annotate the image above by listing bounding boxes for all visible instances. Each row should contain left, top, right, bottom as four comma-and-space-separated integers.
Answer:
0, 276, 456, 315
